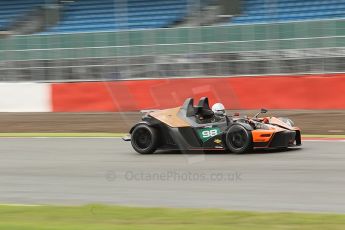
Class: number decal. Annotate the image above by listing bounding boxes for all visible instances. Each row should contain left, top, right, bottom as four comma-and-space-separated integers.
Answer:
201, 129, 218, 138
197, 127, 221, 142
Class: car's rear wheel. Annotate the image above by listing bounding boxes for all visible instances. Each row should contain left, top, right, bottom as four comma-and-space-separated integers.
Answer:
131, 124, 159, 154
225, 125, 252, 154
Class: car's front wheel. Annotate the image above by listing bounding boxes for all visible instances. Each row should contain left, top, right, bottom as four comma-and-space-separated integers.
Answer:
225, 124, 252, 154
131, 124, 159, 154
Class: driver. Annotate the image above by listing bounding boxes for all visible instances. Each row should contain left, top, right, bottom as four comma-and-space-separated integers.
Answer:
211, 103, 226, 122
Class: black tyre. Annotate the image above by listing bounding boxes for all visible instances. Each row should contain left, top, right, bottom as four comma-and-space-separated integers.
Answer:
225, 124, 253, 154
131, 124, 159, 154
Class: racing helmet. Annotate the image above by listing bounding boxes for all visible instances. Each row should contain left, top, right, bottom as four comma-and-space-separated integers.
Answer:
212, 103, 226, 116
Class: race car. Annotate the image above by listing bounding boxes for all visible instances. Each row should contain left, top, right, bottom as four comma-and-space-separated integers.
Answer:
123, 97, 301, 154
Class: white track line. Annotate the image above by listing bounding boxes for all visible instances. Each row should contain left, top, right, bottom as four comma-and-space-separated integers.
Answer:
0, 203, 43, 207
303, 139, 345, 142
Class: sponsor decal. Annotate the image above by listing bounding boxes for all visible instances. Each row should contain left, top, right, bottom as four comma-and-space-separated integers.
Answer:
214, 139, 222, 144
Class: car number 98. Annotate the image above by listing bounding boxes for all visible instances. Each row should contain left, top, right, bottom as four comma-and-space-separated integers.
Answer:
202, 129, 218, 138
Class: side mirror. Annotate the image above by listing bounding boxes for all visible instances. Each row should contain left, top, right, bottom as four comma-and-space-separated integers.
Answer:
253, 108, 268, 119
261, 108, 268, 114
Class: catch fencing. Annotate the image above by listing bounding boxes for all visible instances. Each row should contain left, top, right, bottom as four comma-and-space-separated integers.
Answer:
1, 19, 345, 81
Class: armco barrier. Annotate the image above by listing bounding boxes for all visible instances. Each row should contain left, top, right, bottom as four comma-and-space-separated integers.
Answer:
51, 74, 345, 112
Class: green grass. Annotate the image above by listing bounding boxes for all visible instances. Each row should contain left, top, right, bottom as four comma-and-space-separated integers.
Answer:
0, 204, 344, 230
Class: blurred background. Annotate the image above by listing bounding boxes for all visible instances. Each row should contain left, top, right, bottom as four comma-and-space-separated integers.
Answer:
1, 2, 345, 224
1, 0, 345, 81
0, 0, 344, 135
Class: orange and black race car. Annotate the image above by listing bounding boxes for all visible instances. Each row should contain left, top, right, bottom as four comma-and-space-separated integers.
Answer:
124, 97, 301, 154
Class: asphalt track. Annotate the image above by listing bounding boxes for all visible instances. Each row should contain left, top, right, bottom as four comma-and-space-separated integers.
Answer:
0, 138, 344, 213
